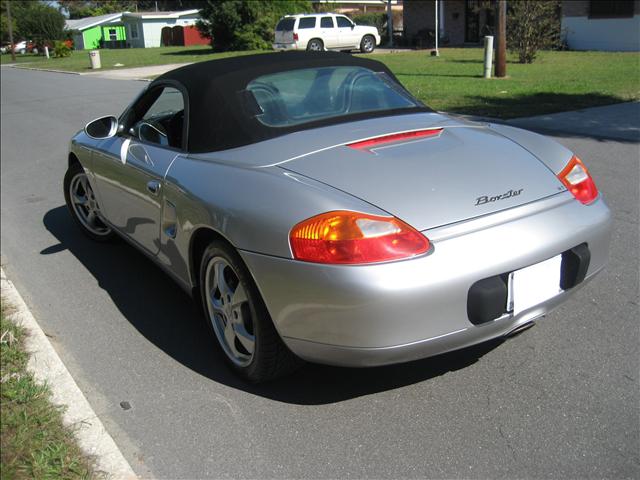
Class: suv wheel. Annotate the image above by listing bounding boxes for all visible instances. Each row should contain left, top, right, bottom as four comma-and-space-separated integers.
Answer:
306, 39, 323, 51
360, 35, 375, 53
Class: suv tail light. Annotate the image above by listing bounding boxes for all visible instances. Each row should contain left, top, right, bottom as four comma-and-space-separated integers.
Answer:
290, 211, 430, 264
293, 33, 299, 41
557, 155, 599, 205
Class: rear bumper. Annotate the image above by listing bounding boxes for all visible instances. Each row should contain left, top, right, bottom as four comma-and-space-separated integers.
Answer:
241, 193, 612, 367
272, 43, 299, 51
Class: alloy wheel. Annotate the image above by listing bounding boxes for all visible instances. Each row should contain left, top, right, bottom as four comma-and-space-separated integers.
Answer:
362, 36, 374, 53
204, 256, 255, 366
69, 173, 112, 236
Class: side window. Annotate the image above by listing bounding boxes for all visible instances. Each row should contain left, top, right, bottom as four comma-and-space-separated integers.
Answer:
298, 17, 316, 29
336, 16, 352, 28
130, 86, 185, 149
320, 17, 334, 28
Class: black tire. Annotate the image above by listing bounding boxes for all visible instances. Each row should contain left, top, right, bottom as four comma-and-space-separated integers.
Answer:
360, 35, 375, 53
63, 161, 116, 242
306, 38, 324, 52
199, 241, 301, 382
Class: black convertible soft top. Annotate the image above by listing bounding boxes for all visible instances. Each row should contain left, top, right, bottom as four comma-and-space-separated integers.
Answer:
152, 52, 430, 153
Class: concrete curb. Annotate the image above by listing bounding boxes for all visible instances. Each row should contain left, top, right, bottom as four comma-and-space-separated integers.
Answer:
9, 64, 83, 75
1, 268, 138, 480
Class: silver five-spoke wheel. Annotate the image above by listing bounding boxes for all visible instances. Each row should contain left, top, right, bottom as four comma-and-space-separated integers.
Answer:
307, 39, 323, 51
360, 35, 375, 53
69, 172, 111, 236
204, 257, 255, 366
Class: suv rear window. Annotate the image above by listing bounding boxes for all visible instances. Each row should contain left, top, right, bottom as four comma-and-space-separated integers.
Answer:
246, 66, 421, 128
276, 18, 295, 31
298, 17, 316, 29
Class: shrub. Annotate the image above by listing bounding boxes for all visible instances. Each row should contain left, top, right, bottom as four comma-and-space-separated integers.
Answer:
507, 0, 560, 63
53, 40, 71, 58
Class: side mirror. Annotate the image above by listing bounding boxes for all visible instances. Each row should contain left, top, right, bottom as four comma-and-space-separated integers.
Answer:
84, 115, 118, 139
351, 24, 355, 29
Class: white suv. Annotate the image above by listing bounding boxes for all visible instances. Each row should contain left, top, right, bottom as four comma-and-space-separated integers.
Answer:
273, 14, 381, 53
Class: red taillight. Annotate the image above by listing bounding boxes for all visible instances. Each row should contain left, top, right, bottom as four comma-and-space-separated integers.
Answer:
347, 128, 443, 152
557, 155, 599, 205
293, 33, 299, 41
290, 211, 430, 264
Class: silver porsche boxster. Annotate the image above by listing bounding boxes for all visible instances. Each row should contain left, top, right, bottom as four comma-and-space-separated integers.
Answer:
65, 52, 611, 382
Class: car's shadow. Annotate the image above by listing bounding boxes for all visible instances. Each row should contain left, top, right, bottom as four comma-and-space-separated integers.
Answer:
42, 206, 503, 405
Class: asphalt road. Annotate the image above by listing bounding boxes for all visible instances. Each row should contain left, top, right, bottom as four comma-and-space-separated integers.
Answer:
1, 66, 638, 479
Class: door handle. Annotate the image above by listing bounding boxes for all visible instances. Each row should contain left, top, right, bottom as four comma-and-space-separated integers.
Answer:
146, 180, 161, 195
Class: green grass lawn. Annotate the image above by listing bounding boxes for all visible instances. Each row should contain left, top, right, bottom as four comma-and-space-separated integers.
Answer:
3, 46, 639, 118
0, 301, 95, 480
0, 45, 261, 71
373, 48, 640, 118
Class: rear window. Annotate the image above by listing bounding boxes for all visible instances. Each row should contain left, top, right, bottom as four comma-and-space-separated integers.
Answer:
276, 18, 295, 31
246, 66, 422, 128
298, 17, 316, 29
320, 17, 334, 28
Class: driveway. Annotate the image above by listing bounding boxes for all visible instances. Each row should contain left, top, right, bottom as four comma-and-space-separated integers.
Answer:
1, 67, 638, 479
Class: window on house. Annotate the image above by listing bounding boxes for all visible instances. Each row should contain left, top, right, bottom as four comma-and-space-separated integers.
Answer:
108, 28, 117, 41
589, 0, 634, 18
130, 23, 138, 39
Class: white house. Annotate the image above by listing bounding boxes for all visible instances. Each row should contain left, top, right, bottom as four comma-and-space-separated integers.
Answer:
65, 9, 209, 50
562, 0, 640, 51
121, 10, 208, 48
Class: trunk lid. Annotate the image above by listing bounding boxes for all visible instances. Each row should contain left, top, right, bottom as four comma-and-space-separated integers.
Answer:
281, 125, 566, 231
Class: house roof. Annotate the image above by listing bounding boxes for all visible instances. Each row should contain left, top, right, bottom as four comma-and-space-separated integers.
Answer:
122, 9, 200, 20
65, 9, 200, 31
65, 13, 124, 31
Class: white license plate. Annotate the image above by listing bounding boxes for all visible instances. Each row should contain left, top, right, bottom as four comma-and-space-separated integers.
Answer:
508, 255, 563, 315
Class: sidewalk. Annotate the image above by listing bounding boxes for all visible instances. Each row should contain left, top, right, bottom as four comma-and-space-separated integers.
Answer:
81, 62, 191, 80
507, 101, 640, 142
450, 101, 640, 142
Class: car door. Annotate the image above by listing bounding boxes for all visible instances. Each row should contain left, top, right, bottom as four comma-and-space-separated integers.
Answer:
335, 15, 359, 48
296, 16, 317, 47
90, 84, 186, 255
319, 16, 338, 48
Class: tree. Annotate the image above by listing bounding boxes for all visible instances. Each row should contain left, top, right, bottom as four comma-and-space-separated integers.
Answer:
19, 3, 66, 45
58, 1, 138, 19
58, 0, 207, 18
196, 0, 312, 51
1, 1, 65, 44
507, 0, 560, 64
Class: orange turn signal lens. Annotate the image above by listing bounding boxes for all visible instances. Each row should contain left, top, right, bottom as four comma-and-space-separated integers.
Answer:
289, 211, 430, 264
557, 155, 599, 205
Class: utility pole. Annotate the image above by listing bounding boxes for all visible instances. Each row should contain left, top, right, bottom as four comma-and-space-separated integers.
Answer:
6, 0, 16, 63
434, 0, 439, 56
495, 0, 507, 77
386, 0, 393, 48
